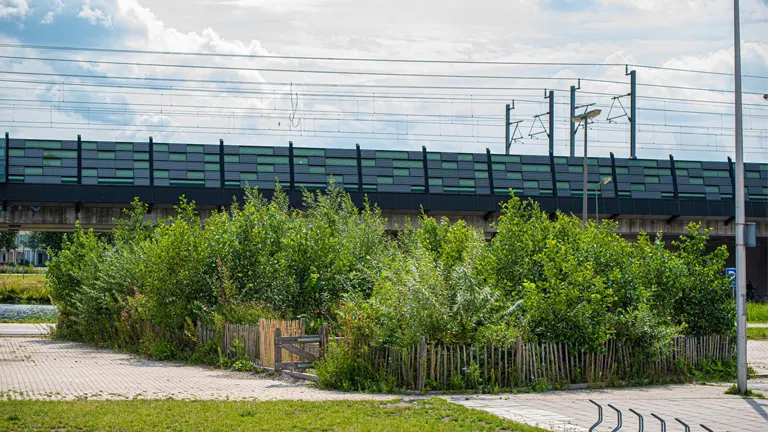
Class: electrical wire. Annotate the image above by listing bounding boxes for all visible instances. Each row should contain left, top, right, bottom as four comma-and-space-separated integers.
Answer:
4, 55, 766, 96
1, 43, 764, 79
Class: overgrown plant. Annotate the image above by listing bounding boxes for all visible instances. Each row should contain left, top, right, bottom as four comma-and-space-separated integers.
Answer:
47, 187, 735, 377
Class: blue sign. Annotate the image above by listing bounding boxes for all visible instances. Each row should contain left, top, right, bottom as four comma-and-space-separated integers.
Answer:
726, 268, 737, 296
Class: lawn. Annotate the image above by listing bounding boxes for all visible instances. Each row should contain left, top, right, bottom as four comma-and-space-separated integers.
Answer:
747, 327, 768, 340
0, 274, 49, 304
0, 399, 545, 432
747, 302, 768, 323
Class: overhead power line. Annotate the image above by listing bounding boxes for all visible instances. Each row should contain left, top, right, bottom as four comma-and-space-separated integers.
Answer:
2, 55, 763, 96
2, 72, 767, 111
1, 42, 765, 79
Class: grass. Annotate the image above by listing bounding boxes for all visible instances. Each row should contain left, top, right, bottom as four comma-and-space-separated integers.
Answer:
0, 274, 49, 304
747, 302, 768, 323
0, 398, 546, 431
725, 384, 766, 399
747, 327, 768, 340
0, 265, 46, 274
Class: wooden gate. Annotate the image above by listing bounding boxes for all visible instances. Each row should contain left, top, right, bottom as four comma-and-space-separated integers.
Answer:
274, 325, 329, 372
258, 319, 305, 368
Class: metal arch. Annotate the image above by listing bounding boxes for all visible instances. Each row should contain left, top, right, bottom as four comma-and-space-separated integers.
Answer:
588, 400, 603, 432
650, 413, 666, 432
629, 408, 644, 432
674, 418, 691, 432
700, 424, 715, 432
608, 404, 623, 431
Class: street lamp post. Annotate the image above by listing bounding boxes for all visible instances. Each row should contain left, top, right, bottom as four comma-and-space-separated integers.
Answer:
733, 0, 747, 394
571, 109, 602, 224
595, 177, 612, 225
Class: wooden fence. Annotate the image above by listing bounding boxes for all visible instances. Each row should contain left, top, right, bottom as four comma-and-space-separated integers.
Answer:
362, 335, 735, 391
195, 318, 305, 367
259, 319, 305, 367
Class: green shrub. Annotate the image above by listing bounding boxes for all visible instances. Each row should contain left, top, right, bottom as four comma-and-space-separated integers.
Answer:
46, 187, 736, 371
315, 342, 376, 391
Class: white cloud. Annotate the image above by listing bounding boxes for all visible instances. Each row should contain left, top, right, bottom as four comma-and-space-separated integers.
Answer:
40, 11, 54, 24
0, 0, 29, 19
1, 0, 766, 161
77, 5, 113, 28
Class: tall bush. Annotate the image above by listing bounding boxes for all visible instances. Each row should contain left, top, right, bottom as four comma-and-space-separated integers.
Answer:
47, 188, 735, 364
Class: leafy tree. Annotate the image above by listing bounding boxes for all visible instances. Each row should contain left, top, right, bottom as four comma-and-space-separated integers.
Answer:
0, 231, 17, 253
23, 232, 66, 254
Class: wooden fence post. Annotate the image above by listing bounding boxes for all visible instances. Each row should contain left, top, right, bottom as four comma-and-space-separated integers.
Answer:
319, 324, 329, 358
274, 328, 282, 372
416, 336, 427, 391
516, 336, 522, 381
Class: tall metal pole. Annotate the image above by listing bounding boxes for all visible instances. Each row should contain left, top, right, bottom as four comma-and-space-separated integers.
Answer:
582, 122, 588, 224
549, 90, 555, 155
629, 70, 637, 159
734, 0, 747, 395
595, 183, 600, 225
570, 86, 576, 157
505, 104, 511, 155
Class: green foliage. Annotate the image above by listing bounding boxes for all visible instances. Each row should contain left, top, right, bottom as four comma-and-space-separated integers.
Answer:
0, 231, 17, 253
683, 358, 737, 382
188, 340, 221, 365
23, 232, 66, 255
315, 342, 376, 392
747, 302, 768, 323
747, 327, 768, 340
47, 187, 735, 370
0, 274, 49, 304
725, 384, 766, 398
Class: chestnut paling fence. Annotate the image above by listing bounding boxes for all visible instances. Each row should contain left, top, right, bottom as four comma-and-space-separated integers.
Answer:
358, 335, 735, 391
194, 320, 733, 391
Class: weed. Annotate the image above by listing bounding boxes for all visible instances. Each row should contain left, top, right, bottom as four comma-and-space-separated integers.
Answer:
725, 384, 766, 399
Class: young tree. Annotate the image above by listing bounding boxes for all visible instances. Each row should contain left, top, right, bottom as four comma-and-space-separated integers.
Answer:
23, 232, 67, 254
0, 231, 17, 254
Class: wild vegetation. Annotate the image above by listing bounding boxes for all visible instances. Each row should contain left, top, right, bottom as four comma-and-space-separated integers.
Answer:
46, 186, 735, 389
0, 274, 49, 304
747, 301, 768, 323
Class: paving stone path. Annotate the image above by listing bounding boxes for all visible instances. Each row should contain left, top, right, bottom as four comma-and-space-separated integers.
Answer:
0, 337, 386, 401
2, 336, 767, 431
451, 383, 768, 432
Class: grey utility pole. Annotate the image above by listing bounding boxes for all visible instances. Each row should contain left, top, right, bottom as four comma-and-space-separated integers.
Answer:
505, 103, 511, 155
548, 90, 555, 155
626, 69, 637, 159
582, 122, 588, 223
570, 86, 577, 157
734, 0, 747, 395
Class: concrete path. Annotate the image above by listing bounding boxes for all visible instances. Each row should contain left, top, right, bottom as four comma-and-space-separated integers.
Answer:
0, 337, 386, 401
451, 384, 768, 432
0, 323, 54, 336
450, 341, 768, 432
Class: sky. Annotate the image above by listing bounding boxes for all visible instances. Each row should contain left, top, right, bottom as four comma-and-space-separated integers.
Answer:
0, 0, 766, 162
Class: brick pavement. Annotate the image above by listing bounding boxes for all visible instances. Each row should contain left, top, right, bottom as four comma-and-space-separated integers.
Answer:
451, 384, 768, 432
0, 337, 386, 401
450, 340, 768, 431
750, 340, 768, 376
0, 323, 54, 336
2, 336, 768, 431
